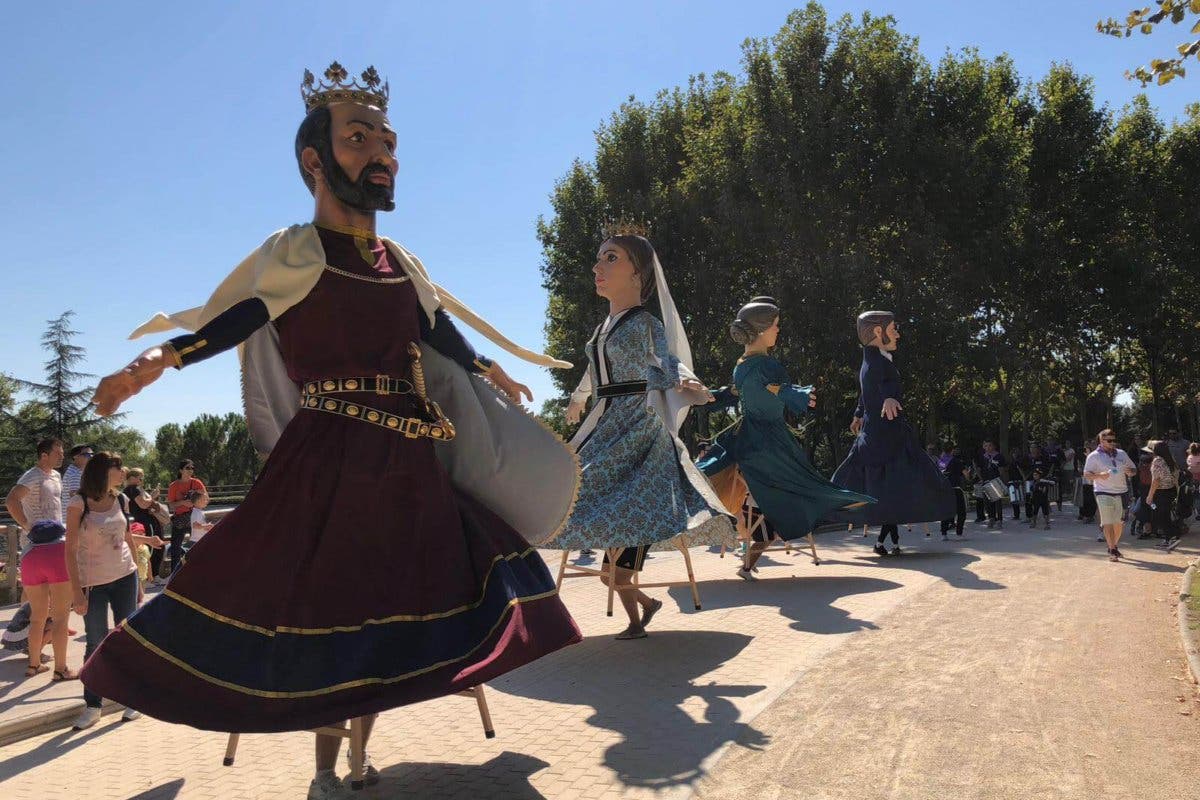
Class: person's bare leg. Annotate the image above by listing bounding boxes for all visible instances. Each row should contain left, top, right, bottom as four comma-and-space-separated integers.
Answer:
48, 582, 73, 671
315, 727, 343, 772
315, 714, 377, 773
743, 541, 768, 571
1111, 521, 1124, 549
604, 567, 651, 636
1102, 523, 1118, 555
25, 584, 50, 673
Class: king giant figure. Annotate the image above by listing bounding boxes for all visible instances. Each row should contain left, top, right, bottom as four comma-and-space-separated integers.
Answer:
83, 63, 582, 798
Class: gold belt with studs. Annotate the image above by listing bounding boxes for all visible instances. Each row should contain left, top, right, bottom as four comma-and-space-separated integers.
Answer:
301, 373, 455, 441
302, 376, 414, 396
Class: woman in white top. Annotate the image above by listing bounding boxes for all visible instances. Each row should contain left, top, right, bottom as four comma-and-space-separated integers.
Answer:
65, 451, 163, 730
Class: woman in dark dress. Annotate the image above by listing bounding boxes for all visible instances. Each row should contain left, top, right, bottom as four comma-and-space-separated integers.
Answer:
831, 311, 956, 555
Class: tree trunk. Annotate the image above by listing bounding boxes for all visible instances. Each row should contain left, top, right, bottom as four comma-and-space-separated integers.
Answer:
926, 394, 939, 447
1147, 348, 1163, 437
1078, 395, 1089, 448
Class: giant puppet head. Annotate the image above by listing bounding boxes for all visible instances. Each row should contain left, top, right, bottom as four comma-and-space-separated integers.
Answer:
856, 310, 900, 352
295, 63, 397, 213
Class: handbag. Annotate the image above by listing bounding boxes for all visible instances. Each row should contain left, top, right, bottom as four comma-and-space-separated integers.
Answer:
150, 501, 171, 529
1130, 497, 1152, 524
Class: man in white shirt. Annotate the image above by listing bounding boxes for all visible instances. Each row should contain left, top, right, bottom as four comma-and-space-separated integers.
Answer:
6, 438, 66, 550
1083, 429, 1137, 561
59, 443, 93, 511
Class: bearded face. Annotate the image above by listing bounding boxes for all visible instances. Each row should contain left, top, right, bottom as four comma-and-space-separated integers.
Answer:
296, 102, 398, 213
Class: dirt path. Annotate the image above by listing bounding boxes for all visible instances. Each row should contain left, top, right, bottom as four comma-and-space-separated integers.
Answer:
697, 522, 1199, 800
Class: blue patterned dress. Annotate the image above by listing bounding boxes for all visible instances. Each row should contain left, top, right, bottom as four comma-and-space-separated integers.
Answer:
557, 307, 734, 551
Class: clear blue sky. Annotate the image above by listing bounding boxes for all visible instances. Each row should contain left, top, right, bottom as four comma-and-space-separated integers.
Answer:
1, 1, 1192, 441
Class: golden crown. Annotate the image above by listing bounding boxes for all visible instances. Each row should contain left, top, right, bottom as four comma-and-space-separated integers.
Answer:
301, 62, 389, 113
601, 215, 651, 240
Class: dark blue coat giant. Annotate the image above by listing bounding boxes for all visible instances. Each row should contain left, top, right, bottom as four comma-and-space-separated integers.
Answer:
831, 346, 957, 525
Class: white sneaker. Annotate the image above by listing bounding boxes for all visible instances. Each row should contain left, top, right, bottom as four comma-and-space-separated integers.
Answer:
72, 706, 101, 730
346, 748, 380, 786
736, 567, 757, 582
121, 708, 141, 722
307, 770, 352, 800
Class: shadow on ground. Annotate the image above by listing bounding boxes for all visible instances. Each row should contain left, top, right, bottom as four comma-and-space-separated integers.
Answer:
125, 779, 185, 800
0, 717, 128, 780
370, 752, 550, 799
496, 630, 767, 791
669, 574, 904, 634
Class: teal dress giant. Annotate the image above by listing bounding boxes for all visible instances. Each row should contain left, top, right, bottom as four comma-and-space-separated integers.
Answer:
557, 307, 734, 551
698, 354, 874, 538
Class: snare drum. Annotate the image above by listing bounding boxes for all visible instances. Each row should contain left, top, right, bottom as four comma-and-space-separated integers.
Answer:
982, 478, 1007, 502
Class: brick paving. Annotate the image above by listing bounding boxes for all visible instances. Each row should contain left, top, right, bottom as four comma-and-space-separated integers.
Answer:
0, 513, 1191, 799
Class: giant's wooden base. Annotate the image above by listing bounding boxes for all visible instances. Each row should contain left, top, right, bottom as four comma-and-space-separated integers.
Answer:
221, 686, 495, 791
721, 532, 821, 566
555, 537, 702, 616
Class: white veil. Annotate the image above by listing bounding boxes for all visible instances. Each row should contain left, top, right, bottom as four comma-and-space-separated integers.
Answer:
649, 250, 708, 433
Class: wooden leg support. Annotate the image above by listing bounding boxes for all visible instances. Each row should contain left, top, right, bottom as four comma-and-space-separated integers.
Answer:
807, 532, 820, 566
223, 733, 239, 767
347, 717, 365, 790
555, 550, 569, 590
678, 540, 701, 610
605, 549, 619, 617
471, 685, 496, 738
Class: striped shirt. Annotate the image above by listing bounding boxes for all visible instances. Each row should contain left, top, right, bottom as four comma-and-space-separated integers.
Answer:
60, 464, 83, 510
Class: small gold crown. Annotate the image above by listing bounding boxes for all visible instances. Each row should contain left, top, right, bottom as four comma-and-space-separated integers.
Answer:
601, 215, 651, 240
301, 62, 389, 113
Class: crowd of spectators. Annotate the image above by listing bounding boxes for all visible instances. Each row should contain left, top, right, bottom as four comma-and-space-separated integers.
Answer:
3, 439, 213, 730
929, 429, 1197, 558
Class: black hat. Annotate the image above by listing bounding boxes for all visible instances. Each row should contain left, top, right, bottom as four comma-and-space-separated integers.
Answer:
68, 444, 94, 458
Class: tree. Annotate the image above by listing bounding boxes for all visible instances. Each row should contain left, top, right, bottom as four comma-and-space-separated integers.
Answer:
538, 3, 1200, 466
151, 413, 261, 487
1098, 0, 1200, 85
7, 312, 108, 444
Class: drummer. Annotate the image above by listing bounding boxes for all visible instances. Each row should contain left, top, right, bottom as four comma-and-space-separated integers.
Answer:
1025, 444, 1056, 523
975, 440, 1006, 529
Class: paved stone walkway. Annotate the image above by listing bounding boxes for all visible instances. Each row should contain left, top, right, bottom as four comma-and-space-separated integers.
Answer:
0, 510, 1195, 799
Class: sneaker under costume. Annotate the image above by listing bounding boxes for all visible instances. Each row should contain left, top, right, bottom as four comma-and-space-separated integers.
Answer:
79, 223, 583, 733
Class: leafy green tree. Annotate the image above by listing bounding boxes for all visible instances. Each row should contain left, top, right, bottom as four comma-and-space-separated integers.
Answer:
539, 3, 1200, 467
146, 415, 261, 488
6, 312, 109, 445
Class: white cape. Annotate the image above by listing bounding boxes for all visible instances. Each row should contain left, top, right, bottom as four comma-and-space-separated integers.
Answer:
130, 224, 579, 546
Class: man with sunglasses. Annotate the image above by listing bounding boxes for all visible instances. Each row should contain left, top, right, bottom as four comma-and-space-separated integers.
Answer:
1083, 429, 1137, 561
60, 444, 94, 511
